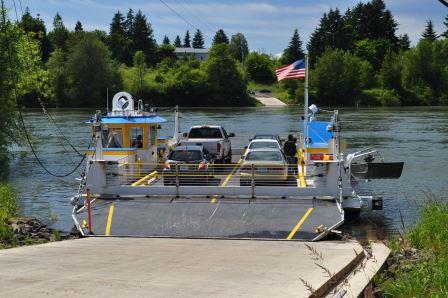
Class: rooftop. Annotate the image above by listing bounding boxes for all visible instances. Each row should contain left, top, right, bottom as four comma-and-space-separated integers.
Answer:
174, 47, 209, 54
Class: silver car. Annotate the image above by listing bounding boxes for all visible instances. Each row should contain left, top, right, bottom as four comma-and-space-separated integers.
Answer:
239, 148, 288, 186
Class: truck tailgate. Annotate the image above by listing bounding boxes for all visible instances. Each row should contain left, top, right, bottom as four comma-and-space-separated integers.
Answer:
180, 139, 220, 155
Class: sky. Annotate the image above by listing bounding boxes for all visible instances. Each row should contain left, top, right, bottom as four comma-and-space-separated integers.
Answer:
11, 0, 448, 54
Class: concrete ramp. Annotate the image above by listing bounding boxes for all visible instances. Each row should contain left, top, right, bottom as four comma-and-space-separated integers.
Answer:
75, 197, 343, 241
0, 238, 383, 297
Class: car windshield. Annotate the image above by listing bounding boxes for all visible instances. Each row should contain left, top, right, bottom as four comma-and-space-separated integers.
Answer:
249, 142, 279, 149
245, 151, 283, 162
254, 135, 277, 140
170, 150, 202, 162
189, 128, 223, 138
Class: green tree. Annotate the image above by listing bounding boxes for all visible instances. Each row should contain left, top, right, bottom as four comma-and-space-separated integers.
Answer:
245, 52, 275, 84
183, 30, 190, 47
0, 19, 51, 174
229, 33, 248, 62
421, 20, 437, 42
378, 51, 403, 92
19, 8, 51, 61
74, 21, 83, 32
402, 39, 447, 105
66, 35, 118, 107
308, 9, 352, 65
192, 29, 204, 49
281, 29, 304, 64
442, 14, 448, 38
157, 44, 176, 62
162, 35, 170, 45
202, 44, 247, 105
131, 10, 157, 66
345, 0, 398, 46
354, 38, 393, 69
108, 11, 131, 64
124, 9, 134, 35
132, 51, 147, 97
46, 49, 69, 106
398, 34, 410, 50
212, 29, 229, 45
173, 35, 182, 47
312, 49, 363, 106
48, 13, 69, 50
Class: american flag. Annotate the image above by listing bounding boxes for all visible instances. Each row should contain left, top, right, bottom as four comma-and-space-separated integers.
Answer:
275, 59, 306, 81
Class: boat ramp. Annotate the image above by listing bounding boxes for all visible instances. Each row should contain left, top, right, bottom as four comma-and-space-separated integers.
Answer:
0, 237, 389, 297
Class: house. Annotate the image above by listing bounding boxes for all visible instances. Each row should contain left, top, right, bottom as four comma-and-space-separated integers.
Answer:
174, 47, 209, 61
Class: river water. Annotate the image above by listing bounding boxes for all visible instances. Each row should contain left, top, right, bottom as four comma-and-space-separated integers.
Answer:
8, 107, 448, 239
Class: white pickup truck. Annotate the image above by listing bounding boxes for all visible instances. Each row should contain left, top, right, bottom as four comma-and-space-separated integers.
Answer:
180, 125, 234, 164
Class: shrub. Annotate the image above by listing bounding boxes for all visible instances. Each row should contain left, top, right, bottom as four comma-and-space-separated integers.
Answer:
0, 184, 18, 246
362, 89, 401, 106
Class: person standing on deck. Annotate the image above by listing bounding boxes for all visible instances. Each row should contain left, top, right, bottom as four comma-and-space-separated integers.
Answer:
283, 134, 297, 175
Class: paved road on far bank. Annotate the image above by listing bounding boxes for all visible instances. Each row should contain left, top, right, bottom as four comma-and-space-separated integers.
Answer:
253, 92, 287, 106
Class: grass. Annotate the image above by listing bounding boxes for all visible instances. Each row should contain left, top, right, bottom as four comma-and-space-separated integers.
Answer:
379, 194, 448, 297
0, 183, 19, 248
247, 82, 291, 104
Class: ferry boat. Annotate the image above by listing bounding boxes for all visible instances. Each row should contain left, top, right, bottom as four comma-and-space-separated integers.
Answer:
71, 92, 403, 241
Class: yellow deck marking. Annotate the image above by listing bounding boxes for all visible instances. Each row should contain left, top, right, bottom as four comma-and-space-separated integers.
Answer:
132, 171, 158, 186
298, 172, 306, 188
210, 159, 243, 203
105, 204, 115, 236
286, 208, 314, 240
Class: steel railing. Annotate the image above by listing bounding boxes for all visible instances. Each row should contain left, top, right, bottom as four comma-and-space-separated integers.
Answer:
104, 162, 305, 188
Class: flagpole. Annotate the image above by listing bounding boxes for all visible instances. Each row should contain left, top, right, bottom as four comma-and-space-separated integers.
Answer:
304, 54, 309, 145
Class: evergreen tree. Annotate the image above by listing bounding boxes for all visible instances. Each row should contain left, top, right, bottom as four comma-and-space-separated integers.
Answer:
124, 9, 134, 35
345, 0, 398, 45
307, 9, 351, 65
183, 30, 191, 47
212, 29, 229, 45
442, 14, 448, 38
174, 35, 182, 47
229, 33, 248, 62
48, 12, 69, 50
20, 8, 51, 61
421, 20, 437, 42
281, 29, 304, 64
131, 10, 157, 65
192, 29, 204, 49
398, 34, 410, 50
108, 11, 131, 64
74, 21, 83, 32
162, 35, 170, 45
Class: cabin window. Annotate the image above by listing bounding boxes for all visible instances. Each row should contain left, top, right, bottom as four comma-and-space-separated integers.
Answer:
149, 126, 157, 146
104, 128, 123, 148
130, 127, 144, 148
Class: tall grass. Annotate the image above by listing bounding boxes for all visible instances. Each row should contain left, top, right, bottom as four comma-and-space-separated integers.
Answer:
0, 184, 18, 248
381, 195, 448, 296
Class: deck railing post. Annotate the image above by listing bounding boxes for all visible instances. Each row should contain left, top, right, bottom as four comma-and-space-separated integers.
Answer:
87, 189, 92, 235
251, 164, 255, 199
175, 164, 179, 198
